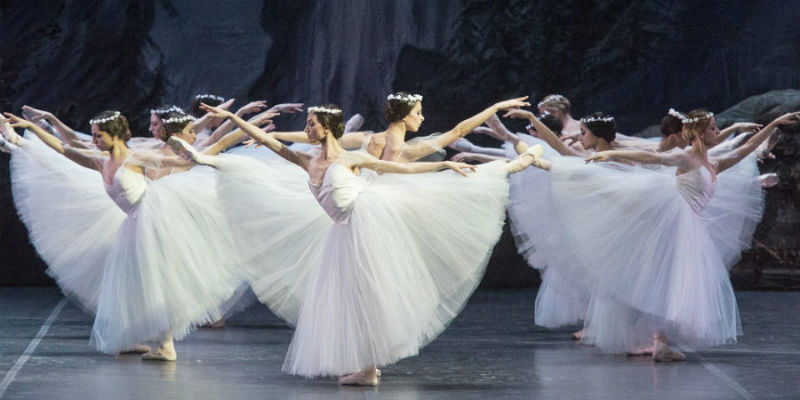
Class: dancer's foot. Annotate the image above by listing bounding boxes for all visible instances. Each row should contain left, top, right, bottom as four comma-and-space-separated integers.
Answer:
507, 144, 548, 173
120, 343, 152, 354
376, 369, 381, 377
338, 368, 379, 386
167, 136, 216, 166
571, 329, 584, 341
141, 344, 177, 362
344, 113, 365, 133
653, 340, 685, 362
625, 346, 654, 357
142, 338, 176, 362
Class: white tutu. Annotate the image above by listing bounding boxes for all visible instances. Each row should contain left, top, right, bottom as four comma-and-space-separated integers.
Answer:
212, 153, 332, 325
10, 134, 125, 312
503, 137, 589, 328
703, 153, 764, 268
546, 157, 741, 352
91, 165, 245, 353
283, 160, 509, 377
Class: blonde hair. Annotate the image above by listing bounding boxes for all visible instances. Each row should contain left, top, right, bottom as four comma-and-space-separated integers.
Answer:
681, 109, 713, 143
538, 94, 571, 114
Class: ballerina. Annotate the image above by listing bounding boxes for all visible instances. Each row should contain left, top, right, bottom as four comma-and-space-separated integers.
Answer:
2, 110, 251, 361
170, 102, 546, 385
573, 109, 800, 359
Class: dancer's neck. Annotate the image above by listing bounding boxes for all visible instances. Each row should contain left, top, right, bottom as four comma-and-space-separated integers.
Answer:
320, 134, 345, 161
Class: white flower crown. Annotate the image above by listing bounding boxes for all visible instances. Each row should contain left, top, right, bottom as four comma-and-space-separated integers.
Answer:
89, 111, 122, 125
667, 108, 685, 119
580, 115, 615, 124
680, 112, 714, 125
195, 94, 225, 102
307, 106, 342, 115
150, 105, 184, 115
387, 93, 423, 104
162, 115, 196, 124
537, 94, 566, 108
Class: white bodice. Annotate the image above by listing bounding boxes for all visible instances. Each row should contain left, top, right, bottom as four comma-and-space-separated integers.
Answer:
677, 166, 716, 213
104, 166, 147, 214
308, 163, 367, 224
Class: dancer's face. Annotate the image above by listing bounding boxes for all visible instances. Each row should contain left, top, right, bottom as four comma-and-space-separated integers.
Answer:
402, 102, 424, 132
579, 123, 597, 149
149, 113, 163, 139
174, 122, 197, 145
304, 113, 329, 142
702, 117, 719, 146
91, 124, 114, 151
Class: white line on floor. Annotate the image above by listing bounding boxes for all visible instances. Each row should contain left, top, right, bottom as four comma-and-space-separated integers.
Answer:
682, 346, 756, 400
0, 298, 67, 399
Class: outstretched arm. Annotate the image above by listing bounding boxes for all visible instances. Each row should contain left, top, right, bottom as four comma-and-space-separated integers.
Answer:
716, 122, 761, 145
401, 97, 531, 161
3, 112, 103, 170
343, 151, 475, 176
504, 109, 580, 157
714, 112, 800, 173
586, 148, 691, 169
200, 103, 310, 169
448, 137, 507, 157
22, 105, 91, 148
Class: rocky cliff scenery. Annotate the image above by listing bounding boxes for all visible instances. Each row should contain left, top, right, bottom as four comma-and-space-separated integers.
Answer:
1, 0, 798, 288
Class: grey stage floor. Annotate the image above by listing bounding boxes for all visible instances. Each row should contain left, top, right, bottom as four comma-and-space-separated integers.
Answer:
0, 287, 798, 399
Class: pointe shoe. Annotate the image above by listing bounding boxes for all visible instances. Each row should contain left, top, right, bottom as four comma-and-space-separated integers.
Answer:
141, 345, 177, 362
167, 136, 215, 166
120, 344, 152, 354
338, 369, 379, 386
653, 342, 686, 362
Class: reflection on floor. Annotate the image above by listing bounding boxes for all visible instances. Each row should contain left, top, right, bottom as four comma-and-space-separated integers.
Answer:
1, 287, 798, 399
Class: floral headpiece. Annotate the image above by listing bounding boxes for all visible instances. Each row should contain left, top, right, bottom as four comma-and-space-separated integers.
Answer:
667, 108, 685, 120
151, 105, 184, 115
680, 112, 713, 125
162, 115, 196, 124
580, 115, 615, 124
307, 106, 342, 115
89, 111, 121, 125
195, 94, 225, 102
387, 93, 423, 104
537, 94, 566, 108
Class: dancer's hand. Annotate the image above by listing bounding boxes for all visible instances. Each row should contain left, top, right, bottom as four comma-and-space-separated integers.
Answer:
21, 105, 53, 122
728, 122, 762, 133
200, 103, 235, 119
495, 96, 531, 111
585, 151, 612, 163
494, 96, 530, 112
444, 161, 476, 176
268, 103, 304, 114
249, 111, 279, 127
451, 152, 480, 163
236, 100, 268, 117
3, 112, 34, 130
502, 108, 536, 121
772, 111, 800, 126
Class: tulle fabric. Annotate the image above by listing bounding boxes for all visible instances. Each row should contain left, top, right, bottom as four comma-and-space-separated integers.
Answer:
91, 165, 245, 354
704, 153, 764, 268
213, 154, 332, 326
503, 137, 589, 328
10, 134, 125, 312
546, 157, 741, 352
282, 161, 509, 377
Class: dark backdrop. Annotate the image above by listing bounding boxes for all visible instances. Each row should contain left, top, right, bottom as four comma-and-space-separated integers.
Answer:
1, 0, 798, 288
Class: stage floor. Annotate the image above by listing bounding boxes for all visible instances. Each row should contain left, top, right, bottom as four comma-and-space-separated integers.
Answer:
0, 287, 798, 399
